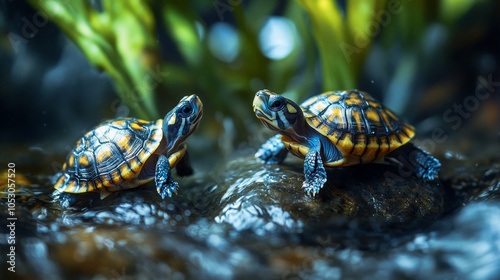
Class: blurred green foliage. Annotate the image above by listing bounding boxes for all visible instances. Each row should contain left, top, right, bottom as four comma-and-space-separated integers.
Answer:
297, 0, 387, 90
26, 0, 490, 147
27, 0, 160, 119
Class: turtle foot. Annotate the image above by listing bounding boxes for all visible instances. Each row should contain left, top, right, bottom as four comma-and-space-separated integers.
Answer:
255, 134, 288, 164
303, 149, 327, 197
414, 150, 441, 181
157, 181, 179, 199
302, 180, 325, 197
387, 143, 441, 181
156, 155, 179, 199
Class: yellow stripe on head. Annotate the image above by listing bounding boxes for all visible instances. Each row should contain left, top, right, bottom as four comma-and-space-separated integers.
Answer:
168, 114, 176, 125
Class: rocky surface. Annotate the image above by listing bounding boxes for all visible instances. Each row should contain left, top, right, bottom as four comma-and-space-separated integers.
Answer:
1, 131, 500, 279
211, 157, 443, 234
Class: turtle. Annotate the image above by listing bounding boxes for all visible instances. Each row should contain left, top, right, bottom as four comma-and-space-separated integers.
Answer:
253, 89, 441, 196
53, 94, 203, 202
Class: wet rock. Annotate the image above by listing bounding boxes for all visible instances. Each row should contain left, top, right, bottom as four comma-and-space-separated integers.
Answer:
11, 225, 267, 280
264, 202, 500, 280
440, 157, 500, 209
212, 156, 444, 234
435, 130, 500, 211
5, 127, 500, 280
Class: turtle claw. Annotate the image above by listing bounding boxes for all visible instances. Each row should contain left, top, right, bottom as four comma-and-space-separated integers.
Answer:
256, 134, 288, 164
303, 187, 318, 197
157, 181, 179, 199
156, 155, 179, 199
302, 175, 325, 197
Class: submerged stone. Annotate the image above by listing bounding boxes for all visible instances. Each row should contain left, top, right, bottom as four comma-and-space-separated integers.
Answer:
212, 156, 444, 233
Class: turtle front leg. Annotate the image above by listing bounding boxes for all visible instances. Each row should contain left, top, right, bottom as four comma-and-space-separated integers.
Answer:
155, 155, 179, 199
255, 134, 288, 164
386, 143, 441, 181
303, 149, 327, 196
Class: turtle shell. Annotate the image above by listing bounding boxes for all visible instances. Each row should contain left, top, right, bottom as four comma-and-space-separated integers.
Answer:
284, 90, 415, 167
53, 118, 164, 198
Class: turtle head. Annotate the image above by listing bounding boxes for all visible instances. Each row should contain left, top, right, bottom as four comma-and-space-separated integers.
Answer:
253, 89, 305, 138
163, 94, 203, 154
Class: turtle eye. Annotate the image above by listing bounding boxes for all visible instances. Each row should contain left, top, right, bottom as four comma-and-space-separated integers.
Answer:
269, 98, 285, 111
179, 104, 193, 117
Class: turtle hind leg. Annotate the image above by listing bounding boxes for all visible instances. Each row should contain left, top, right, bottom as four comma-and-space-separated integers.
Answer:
303, 149, 327, 196
386, 143, 441, 181
155, 155, 179, 199
255, 134, 288, 164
